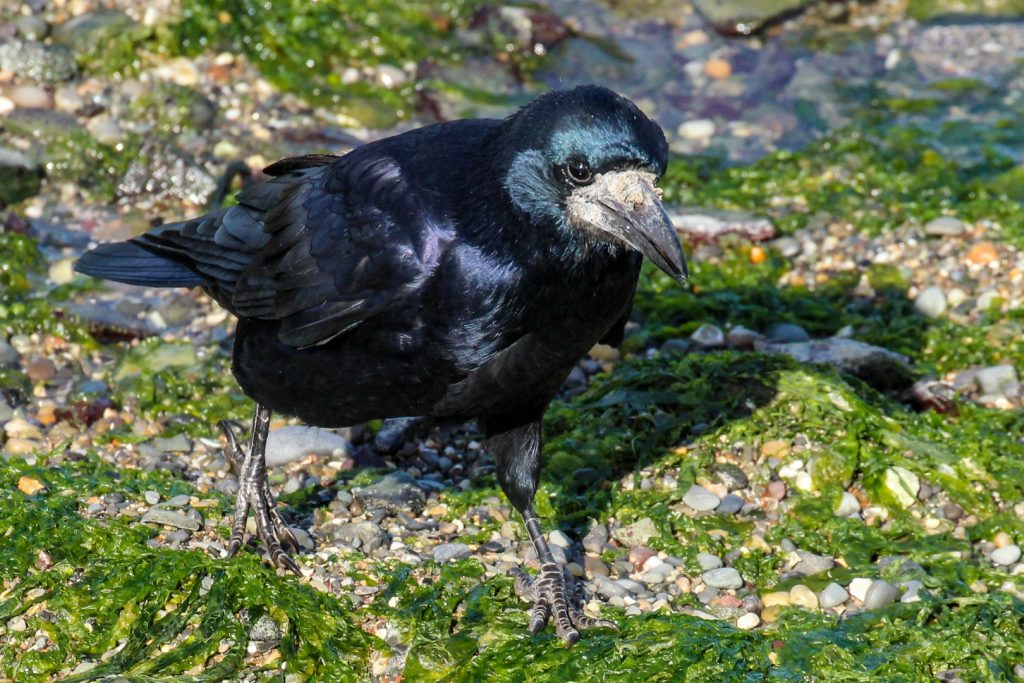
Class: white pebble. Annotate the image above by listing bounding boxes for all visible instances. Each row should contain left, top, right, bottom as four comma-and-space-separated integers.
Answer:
736, 612, 760, 630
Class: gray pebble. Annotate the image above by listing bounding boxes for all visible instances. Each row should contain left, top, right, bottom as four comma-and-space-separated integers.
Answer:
696, 586, 719, 604
900, 579, 924, 603
593, 574, 629, 599
992, 544, 1021, 566
582, 523, 609, 554
765, 322, 810, 343
683, 484, 721, 512
913, 286, 947, 319
354, 470, 426, 516
249, 614, 281, 642
165, 529, 191, 544
616, 578, 645, 594
691, 323, 725, 348
548, 530, 573, 548
433, 542, 472, 563
696, 552, 723, 571
712, 463, 749, 491
165, 494, 191, 508
144, 490, 160, 505
835, 491, 860, 517
324, 521, 389, 553
864, 580, 899, 609
716, 494, 744, 515
141, 508, 201, 531
793, 550, 835, 576
819, 582, 849, 608
923, 216, 966, 237
702, 567, 743, 590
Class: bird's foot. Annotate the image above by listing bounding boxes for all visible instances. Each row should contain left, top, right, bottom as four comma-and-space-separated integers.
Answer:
219, 420, 301, 574
512, 562, 618, 645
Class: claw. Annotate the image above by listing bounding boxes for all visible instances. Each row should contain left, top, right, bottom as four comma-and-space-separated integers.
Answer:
512, 563, 617, 644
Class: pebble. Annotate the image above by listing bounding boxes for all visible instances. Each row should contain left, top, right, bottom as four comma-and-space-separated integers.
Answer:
691, 323, 725, 349
584, 555, 609, 577
819, 582, 849, 608
864, 580, 899, 609
848, 577, 873, 602
697, 552, 723, 571
141, 508, 201, 531
766, 480, 787, 500
628, 545, 658, 569
900, 580, 923, 603
702, 567, 743, 590
761, 591, 790, 608
683, 484, 721, 512
154, 434, 192, 454
5, 84, 54, 108
736, 612, 760, 630
966, 242, 998, 265
144, 490, 161, 505
326, 521, 388, 553
712, 463, 749, 491
789, 584, 818, 609
593, 574, 630, 599
793, 551, 835, 576
354, 471, 426, 516
717, 494, 744, 515
249, 614, 281, 642
835, 491, 860, 517
17, 476, 46, 495
8, 616, 27, 632
943, 503, 964, 521
975, 365, 1018, 396
582, 523, 609, 554
991, 545, 1021, 566
704, 58, 732, 79
548, 530, 572, 548
913, 286, 947, 318
678, 119, 715, 140
24, 358, 56, 382
433, 543, 472, 563
924, 216, 966, 236
612, 517, 659, 546
884, 466, 920, 508
764, 322, 810, 343
265, 426, 352, 466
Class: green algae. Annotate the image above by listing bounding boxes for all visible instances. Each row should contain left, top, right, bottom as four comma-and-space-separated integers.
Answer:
662, 125, 1024, 246
0, 458, 373, 682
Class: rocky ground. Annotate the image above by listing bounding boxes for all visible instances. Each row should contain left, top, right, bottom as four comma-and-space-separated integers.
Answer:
2, 0, 1024, 681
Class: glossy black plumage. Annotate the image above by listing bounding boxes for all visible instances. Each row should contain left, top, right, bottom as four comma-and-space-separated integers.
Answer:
76, 85, 687, 643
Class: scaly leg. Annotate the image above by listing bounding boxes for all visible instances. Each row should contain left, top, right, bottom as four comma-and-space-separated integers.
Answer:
218, 404, 301, 574
485, 417, 617, 644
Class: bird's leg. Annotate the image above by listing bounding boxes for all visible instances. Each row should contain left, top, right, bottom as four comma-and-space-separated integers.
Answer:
485, 417, 617, 644
218, 404, 301, 574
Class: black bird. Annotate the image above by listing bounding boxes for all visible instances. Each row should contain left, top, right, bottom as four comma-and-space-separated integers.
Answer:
75, 85, 687, 644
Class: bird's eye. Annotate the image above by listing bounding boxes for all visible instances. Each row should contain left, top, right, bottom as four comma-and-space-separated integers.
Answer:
564, 157, 593, 185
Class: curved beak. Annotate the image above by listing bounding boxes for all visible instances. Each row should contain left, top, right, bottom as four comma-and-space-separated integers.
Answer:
569, 171, 688, 283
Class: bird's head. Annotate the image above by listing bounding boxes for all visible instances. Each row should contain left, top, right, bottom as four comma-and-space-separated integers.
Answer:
499, 85, 687, 283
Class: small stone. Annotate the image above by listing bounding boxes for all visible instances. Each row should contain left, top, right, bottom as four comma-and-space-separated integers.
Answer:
764, 322, 810, 343
725, 325, 763, 350
593, 574, 630, 599
864, 580, 899, 609
884, 466, 920, 508
582, 522, 609, 554
913, 286, 947, 318
696, 552, 723, 571
5, 84, 53, 108
761, 591, 790, 608
678, 119, 715, 140
789, 584, 818, 609
924, 216, 966, 236
943, 503, 963, 521
704, 58, 732, 79
992, 545, 1021, 566
967, 242, 998, 265
584, 555, 609, 577
793, 551, 834, 577
716, 494, 743, 515
900, 580, 924, 603
766, 481, 787, 500
612, 517, 659, 546
144, 490, 160, 505
994, 531, 1014, 549
325, 521, 388, 553
8, 616, 27, 632
17, 476, 46, 495
24, 358, 56, 382
354, 471, 426, 516
819, 582, 849, 608
702, 567, 742, 590
848, 577, 872, 602
712, 463, 749, 491
265, 425, 352, 467
616, 578, 645, 594
628, 546, 658, 569
154, 433, 192, 454
835, 491, 860, 517
742, 594, 762, 614
548, 530, 572, 548
683, 484, 721, 512
760, 604, 784, 623
249, 614, 281, 642
141, 508, 201, 531
433, 542, 472, 563
691, 324, 725, 349
736, 612, 760, 630
975, 365, 1018, 396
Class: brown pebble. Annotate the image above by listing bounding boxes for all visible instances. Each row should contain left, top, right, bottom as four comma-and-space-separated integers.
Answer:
628, 545, 658, 570
942, 502, 963, 521
967, 242, 997, 265
4, 438, 42, 455
17, 476, 46, 495
704, 58, 732, 80
766, 481, 787, 500
711, 594, 743, 609
24, 358, 56, 382
761, 440, 790, 457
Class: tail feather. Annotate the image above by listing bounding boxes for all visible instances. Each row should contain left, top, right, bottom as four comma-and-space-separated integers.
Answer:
75, 242, 208, 288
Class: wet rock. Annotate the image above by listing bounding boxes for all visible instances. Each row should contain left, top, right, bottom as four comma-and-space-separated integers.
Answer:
717, 494, 744, 515
819, 582, 849, 608
684, 484, 721, 512
924, 216, 967, 237
141, 508, 201, 531
765, 322, 810, 344
792, 551, 835, 576
697, 552, 723, 571
712, 463, 749, 491
759, 338, 910, 389
433, 542, 472, 563
353, 471, 426, 516
374, 417, 420, 453
265, 426, 352, 467
974, 365, 1018, 396
914, 286, 947, 318
118, 140, 217, 206
0, 40, 77, 84
864, 580, 899, 609
835, 491, 860, 517
0, 147, 43, 206
766, 480, 787, 500
668, 207, 775, 243
992, 545, 1021, 566
703, 567, 743, 590
677, 119, 716, 141
692, 0, 818, 36
324, 521, 388, 553
691, 324, 725, 349
249, 614, 281, 642
612, 517, 659, 546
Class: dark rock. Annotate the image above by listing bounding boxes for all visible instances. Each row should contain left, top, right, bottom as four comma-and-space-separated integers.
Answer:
353, 470, 426, 515
0, 147, 42, 207
712, 463, 749, 491
717, 494, 744, 515
374, 416, 420, 453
